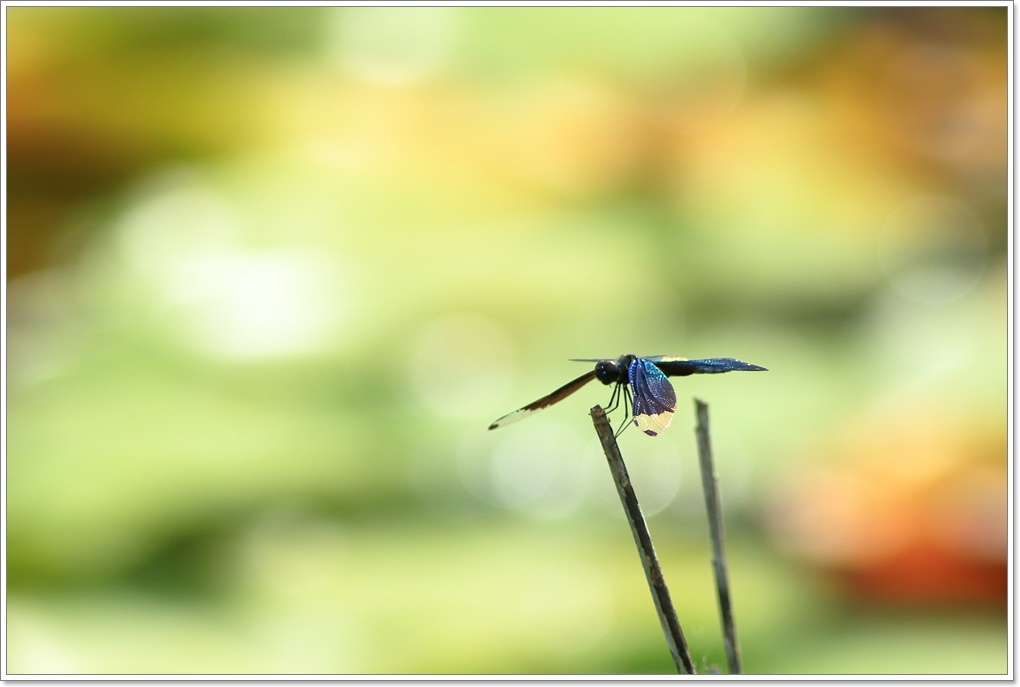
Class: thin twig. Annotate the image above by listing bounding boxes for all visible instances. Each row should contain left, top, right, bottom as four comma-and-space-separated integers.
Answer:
693, 398, 742, 674
589, 405, 696, 675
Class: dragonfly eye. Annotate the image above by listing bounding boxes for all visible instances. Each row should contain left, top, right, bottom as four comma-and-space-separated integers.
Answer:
595, 360, 623, 385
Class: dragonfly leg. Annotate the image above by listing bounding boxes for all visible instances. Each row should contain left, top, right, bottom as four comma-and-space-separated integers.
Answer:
613, 386, 634, 438
604, 382, 623, 415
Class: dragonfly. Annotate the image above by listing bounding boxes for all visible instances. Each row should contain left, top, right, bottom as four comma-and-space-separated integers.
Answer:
488, 355, 767, 437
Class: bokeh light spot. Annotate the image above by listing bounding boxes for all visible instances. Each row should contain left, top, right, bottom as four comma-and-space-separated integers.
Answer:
877, 195, 989, 304
115, 174, 351, 360
409, 314, 513, 419
169, 249, 350, 360
488, 421, 593, 516
326, 7, 455, 85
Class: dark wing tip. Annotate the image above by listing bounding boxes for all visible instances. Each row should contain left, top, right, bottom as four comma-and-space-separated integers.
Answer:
716, 358, 768, 372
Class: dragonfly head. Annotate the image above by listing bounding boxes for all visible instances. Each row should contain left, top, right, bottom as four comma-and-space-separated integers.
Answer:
594, 358, 629, 386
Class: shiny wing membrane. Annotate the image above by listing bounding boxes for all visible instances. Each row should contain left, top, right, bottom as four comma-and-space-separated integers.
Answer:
629, 358, 677, 436
488, 370, 598, 430
647, 356, 768, 377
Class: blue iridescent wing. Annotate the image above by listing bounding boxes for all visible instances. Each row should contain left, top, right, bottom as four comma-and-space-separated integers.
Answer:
628, 358, 677, 436
645, 356, 767, 377
488, 370, 597, 430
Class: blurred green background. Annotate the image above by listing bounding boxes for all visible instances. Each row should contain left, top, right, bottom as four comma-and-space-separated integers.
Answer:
6, 5, 1009, 676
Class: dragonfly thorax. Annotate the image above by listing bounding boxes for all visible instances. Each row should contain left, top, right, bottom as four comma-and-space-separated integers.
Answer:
594, 355, 635, 386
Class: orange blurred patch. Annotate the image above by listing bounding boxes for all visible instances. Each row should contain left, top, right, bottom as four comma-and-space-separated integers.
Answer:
766, 412, 1007, 607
